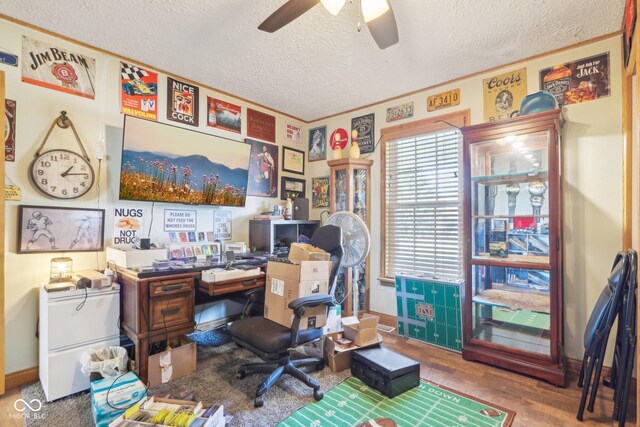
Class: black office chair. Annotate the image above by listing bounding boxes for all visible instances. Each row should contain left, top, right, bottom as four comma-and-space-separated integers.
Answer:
230, 225, 343, 407
608, 249, 637, 426
576, 251, 629, 421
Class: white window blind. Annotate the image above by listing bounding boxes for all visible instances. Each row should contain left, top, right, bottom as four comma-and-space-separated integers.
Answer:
384, 128, 462, 280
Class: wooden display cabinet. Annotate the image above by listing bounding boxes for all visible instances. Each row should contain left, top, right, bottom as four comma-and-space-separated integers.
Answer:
328, 158, 373, 316
461, 109, 566, 386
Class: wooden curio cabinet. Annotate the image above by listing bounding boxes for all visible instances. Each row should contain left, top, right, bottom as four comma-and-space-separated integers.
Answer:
328, 158, 373, 316
461, 109, 566, 386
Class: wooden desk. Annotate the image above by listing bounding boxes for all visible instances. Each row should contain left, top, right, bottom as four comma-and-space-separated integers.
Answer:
119, 266, 265, 382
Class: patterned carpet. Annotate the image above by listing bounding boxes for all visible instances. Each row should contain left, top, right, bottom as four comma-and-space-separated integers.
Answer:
21, 341, 349, 427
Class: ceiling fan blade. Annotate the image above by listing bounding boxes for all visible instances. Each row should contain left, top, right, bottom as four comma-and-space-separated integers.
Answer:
258, 0, 320, 33
366, 3, 399, 49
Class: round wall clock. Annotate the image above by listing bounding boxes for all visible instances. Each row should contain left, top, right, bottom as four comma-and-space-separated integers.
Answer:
29, 149, 95, 199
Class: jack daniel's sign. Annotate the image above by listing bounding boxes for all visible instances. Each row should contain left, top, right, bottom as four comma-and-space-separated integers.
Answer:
22, 36, 96, 99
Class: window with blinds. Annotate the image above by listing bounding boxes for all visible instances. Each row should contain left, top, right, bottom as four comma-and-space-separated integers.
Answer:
384, 128, 462, 280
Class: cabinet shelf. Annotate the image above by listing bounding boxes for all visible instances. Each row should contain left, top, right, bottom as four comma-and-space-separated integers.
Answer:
471, 170, 548, 186
472, 214, 549, 219
472, 253, 550, 267
472, 289, 550, 314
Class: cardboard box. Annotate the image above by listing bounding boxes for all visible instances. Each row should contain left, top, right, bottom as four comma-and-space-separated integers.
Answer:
342, 314, 379, 347
289, 243, 331, 263
147, 336, 196, 387
323, 332, 382, 373
265, 275, 329, 329
108, 397, 225, 427
264, 260, 331, 329
91, 371, 146, 427
323, 305, 343, 334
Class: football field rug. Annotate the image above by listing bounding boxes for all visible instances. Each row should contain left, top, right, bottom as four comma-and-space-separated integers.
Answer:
278, 376, 515, 427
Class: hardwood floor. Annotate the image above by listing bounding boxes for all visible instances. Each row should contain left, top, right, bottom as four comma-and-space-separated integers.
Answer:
382, 332, 636, 426
0, 332, 633, 426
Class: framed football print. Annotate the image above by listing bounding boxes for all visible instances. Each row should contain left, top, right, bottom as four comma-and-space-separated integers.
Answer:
18, 205, 105, 253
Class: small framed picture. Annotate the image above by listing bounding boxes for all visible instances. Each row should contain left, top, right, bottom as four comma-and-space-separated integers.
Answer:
210, 242, 221, 255
282, 146, 305, 175
18, 205, 105, 253
281, 176, 306, 200
170, 246, 185, 259
308, 126, 327, 162
184, 246, 194, 257
193, 245, 203, 256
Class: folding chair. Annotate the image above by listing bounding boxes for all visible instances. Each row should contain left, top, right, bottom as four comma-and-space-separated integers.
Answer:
576, 251, 629, 421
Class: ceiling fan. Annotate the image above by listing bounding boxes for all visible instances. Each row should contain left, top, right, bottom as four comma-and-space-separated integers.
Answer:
258, 0, 399, 49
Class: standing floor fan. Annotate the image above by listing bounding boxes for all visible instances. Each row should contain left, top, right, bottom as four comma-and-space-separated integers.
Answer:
325, 211, 371, 314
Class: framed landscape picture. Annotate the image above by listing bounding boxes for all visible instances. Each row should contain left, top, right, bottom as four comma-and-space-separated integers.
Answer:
281, 176, 306, 200
282, 146, 305, 175
18, 205, 105, 253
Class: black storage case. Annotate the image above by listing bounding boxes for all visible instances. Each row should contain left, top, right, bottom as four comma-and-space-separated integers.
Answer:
351, 347, 420, 398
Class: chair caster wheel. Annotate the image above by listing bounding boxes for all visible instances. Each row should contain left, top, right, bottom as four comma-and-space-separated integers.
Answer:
236, 370, 246, 379
254, 396, 264, 407
313, 389, 324, 401
315, 363, 325, 371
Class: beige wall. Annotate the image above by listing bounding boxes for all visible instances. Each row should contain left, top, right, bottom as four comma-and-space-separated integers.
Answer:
306, 35, 624, 362
2, 15, 625, 373
1, 18, 306, 373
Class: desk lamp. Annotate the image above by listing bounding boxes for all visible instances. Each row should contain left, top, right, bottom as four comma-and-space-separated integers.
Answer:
49, 257, 73, 283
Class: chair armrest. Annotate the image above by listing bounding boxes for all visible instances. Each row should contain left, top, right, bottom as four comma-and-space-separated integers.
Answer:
288, 294, 334, 348
288, 294, 335, 311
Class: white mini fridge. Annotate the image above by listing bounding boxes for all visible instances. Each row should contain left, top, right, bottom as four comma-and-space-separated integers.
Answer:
39, 284, 120, 401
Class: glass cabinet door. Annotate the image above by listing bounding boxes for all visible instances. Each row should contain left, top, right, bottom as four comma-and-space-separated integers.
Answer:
468, 130, 553, 357
334, 169, 347, 212
353, 168, 368, 310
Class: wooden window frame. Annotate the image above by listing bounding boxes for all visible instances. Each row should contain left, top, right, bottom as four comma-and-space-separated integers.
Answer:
380, 109, 470, 285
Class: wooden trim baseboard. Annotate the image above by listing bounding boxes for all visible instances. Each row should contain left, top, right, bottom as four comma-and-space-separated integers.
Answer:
367, 310, 398, 329
5, 367, 38, 392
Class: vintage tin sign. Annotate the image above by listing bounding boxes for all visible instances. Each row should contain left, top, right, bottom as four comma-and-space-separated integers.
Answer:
483, 68, 527, 122
386, 102, 414, 122
427, 89, 460, 112
22, 36, 96, 99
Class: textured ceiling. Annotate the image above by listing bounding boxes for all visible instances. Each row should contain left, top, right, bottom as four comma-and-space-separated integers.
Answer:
0, 0, 625, 121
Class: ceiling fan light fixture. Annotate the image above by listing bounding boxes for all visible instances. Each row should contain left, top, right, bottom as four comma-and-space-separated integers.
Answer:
321, 0, 346, 16
361, 0, 390, 22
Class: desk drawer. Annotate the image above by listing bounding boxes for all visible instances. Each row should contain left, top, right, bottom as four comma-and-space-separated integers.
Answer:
198, 274, 265, 296
149, 293, 193, 330
150, 278, 193, 298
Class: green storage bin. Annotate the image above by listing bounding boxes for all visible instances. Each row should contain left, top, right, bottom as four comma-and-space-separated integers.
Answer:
395, 274, 463, 352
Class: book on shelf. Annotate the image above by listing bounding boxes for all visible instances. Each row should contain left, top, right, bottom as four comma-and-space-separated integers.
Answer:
489, 219, 508, 258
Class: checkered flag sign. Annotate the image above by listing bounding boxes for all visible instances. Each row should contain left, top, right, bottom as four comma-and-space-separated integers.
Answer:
121, 62, 149, 80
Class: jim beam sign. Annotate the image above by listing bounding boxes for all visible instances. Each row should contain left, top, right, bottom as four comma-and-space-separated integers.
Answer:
167, 77, 199, 126
22, 36, 96, 99
483, 68, 527, 122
